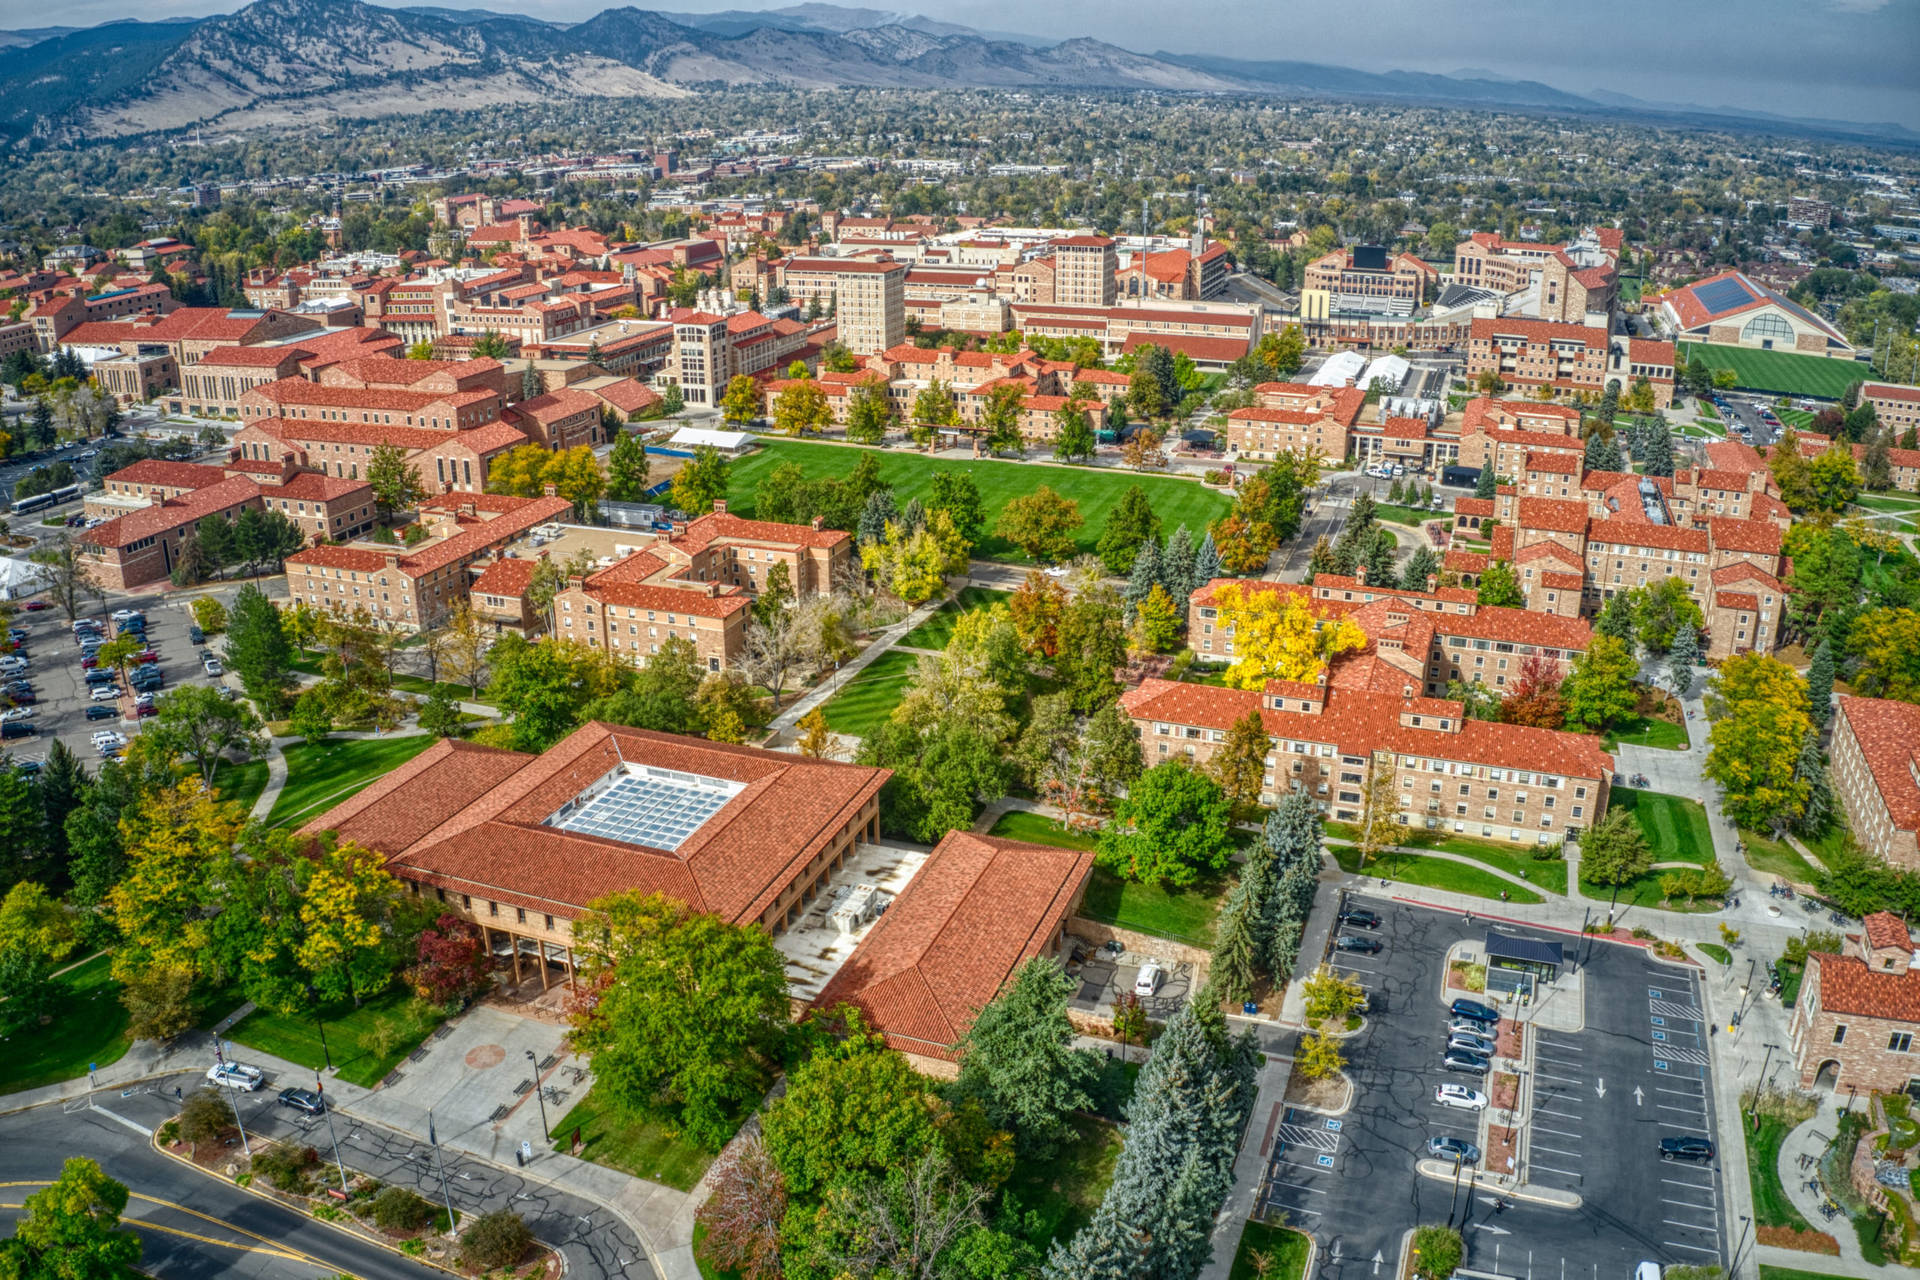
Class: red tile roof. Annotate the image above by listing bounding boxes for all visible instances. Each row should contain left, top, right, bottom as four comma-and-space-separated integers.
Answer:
83, 475, 260, 549
1866, 382, 1920, 405
1863, 911, 1913, 952
1836, 696, 1920, 835
579, 580, 753, 619
1586, 518, 1709, 554
1708, 517, 1784, 557
672, 510, 849, 553
106, 459, 224, 490
1811, 952, 1920, 1023
1525, 451, 1580, 475
472, 557, 538, 598
1119, 332, 1252, 363
812, 831, 1094, 1060
275, 472, 371, 502
1470, 317, 1607, 349
513, 388, 601, 423
1518, 497, 1590, 534
195, 344, 308, 368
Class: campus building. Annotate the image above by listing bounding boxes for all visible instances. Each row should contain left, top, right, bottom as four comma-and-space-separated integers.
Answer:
1830, 696, 1920, 873
1648, 269, 1854, 356
1788, 912, 1920, 1096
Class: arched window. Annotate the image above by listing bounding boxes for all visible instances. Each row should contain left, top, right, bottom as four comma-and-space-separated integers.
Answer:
1741, 312, 1795, 343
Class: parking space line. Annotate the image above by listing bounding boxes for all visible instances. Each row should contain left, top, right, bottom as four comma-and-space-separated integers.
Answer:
1530, 1144, 1582, 1158
1268, 1181, 1328, 1195
1656, 1086, 1703, 1098
1661, 1177, 1714, 1191
1658, 1104, 1704, 1115
1662, 1218, 1718, 1233
1533, 1124, 1582, 1138
1530, 1163, 1583, 1179
1663, 1198, 1716, 1212
1534, 1071, 1585, 1085
1661, 1241, 1719, 1257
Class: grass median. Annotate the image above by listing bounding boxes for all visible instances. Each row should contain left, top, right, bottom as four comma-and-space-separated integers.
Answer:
266, 734, 441, 829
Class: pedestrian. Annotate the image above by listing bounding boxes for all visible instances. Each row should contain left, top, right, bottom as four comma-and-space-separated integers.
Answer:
174, 1085, 182, 1100
1465, 911, 1473, 923
1500, 890, 1509, 903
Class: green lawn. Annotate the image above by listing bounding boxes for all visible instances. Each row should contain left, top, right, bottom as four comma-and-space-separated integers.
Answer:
1679, 342, 1866, 401
267, 734, 441, 828
1760, 1269, 1852, 1280
724, 441, 1233, 564
819, 649, 921, 738
1329, 844, 1545, 903
1003, 1114, 1124, 1248
1609, 788, 1716, 865
1699, 943, 1732, 965
224, 983, 444, 1089
1229, 1222, 1313, 1280
210, 758, 270, 814
1325, 822, 1566, 894
1695, 404, 1719, 421
1852, 494, 1920, 514
1747, 1115, 1816, 1233
1742, 828, 1826, 885
549, 1086, 716, 1193
1576, 870, 1721, 912
0, 953, 131, 1097
895, 586, 1014, 651
1603, 715, 1689, 751
989, 810, 1233, 944
1374, 503, 1438, 527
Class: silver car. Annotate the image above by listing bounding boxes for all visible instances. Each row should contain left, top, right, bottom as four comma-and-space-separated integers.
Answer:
1448, 1031, 1497, 1056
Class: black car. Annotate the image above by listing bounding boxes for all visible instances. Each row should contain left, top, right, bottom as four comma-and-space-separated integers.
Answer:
1449, 997, 1500, 1024
85, 705, 117, 721
1334, 935, 1382, 955
1442, 1050, 1491, 1076
0, 721, 33, 740
4, 691, 33, 706
1338, 908, 1381, 930
188, 625, 205, 645
278, 1087, 327, 1116
1660, 1136, 1715, 1163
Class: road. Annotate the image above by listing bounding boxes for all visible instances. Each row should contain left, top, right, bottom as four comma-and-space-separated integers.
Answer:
0, 1093, 448, 1280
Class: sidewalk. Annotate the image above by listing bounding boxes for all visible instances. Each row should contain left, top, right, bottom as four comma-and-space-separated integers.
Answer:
1198, 1051, 1293, 1280
760, 593, 945, 743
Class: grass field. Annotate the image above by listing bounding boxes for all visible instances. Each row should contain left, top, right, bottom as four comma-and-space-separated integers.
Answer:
818, 649, 920, 738
724, 441, 1233, 564
1852, 493, 1920, 514
1741, 828, 1826, 885
550, 1087, 717, 1192
1329, 844, 1545, 903
1228, 1223, 1313, 1280
895, 586, 1013, 651
1698, 943, 1732, 965
1325, 822, 1566, 894
267, 734, 441, 828
1747, 1115, 1816, 1233
1610, 788, 1716, 865
1760, 1268, 1851, 1280
225, 983, 443, 1089
1679, 342, 1866, 401
1603, 715, 1689, 751
210, 758, 270, 814
0, 953, 131, 1097
1004, 1114, 1124, 1248
989, 809, 1235, 944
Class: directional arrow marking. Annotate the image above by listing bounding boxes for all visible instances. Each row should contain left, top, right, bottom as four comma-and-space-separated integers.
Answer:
1373, 1250, 1383, 1274
1596, 1077, 1607, 1098
1634, 1086, 1645, 1106
1471, 1224, 1512, 1236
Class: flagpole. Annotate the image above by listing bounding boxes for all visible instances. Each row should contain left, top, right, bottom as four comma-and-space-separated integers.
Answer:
429, 1108, 457, 1237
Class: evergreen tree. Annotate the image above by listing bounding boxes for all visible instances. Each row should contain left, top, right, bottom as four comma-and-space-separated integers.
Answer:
1595, 590, 1638, 644
856, 489, 897, 546
1361, 527, 1397, 586
1794, 732, 1834, 836
37, 739, 88, 880
1124, 538, 1162, 619
1211, 884, 1257, 1006
1584, 432, 1623, 473
521, 362, 540, 402
1806, 638, 1835, 727
1669, 624, 1701, 700
1862, 431, 1893, 492
1400, 545, 1442, 593
1161, 526, 1196, 603
1192, 531, 1221, 588
605, 431, 650, 502
1474, 466, 1498, 500
1639, 418, 1675, 478
1307, 535, 1337, 579
1347, 492, 1376, 532
954, 957, 1100, 1158
1098, 485, 1162, 576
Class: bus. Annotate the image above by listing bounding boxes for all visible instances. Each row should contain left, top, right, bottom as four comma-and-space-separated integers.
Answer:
9, 482, 85, 515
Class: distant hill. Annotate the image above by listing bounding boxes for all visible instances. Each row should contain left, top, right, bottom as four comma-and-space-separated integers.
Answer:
1, 0, 1910, 146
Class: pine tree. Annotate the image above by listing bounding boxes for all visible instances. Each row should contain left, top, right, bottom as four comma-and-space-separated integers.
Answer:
521, 362, 540, 402
1387, 476, 1405, 504
1124, 538, 1162, 619
1362, 527, 1397, 586
37, 739, 88, 879
1475, 466, 1498, 500
1400, 545, 1441, 593
1307, 535, 1337, 579
1806, 638, 1835, 727
1192, 531, 1221, 588
1584, 432, 1623, 473
898, 497, 926, 533
1211, 884, 1257, 1006
1669, 624, 1701, 700
857, 489, 896, 545
1639, 418, 1675, 478
955, 957, 1100, 1157
1162, 526, 1196, 602
1794, 732, 1834, 836
1595, 591, 1638, 643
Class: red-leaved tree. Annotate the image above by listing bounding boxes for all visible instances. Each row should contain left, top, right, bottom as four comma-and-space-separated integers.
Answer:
693, 1134, 786, 1280
405, 913, 492, 1005
1500, 652, 1567, 729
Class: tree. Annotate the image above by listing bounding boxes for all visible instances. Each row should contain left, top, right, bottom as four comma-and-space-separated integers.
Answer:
694, 1136, 786, 1280
1669, 624, 1701, 700
106, 778, 242, 990
1295, 1031, 1347, 1082
1302, 964, 1364, 1026
1635, 576, 1705, 654
1583, 431, 1623, 473
796, 707, 833, 759
1210, 512, 1277, 576
720, 374, 763, 426
1130, 583, 1182, 653
570, 891, 789, 1148
1121, 427, 1165, 471
1500, 652, 1567, 729
1410, 1226, 1464, 1280
1353, 754, 1401, 870
1400, 545, 1442, 593
1098, 485, 1161, 576
1769, 430, 1815, 510
38, 739, 87, 875
1053, 399, 1096, 462
365, 442, 424, 521
669, 444, 731, 516
661, 382, 685, 416
1474, 466, 1498, 500
28, 534, 102, 622
927, 470, 985, 546
1594, 589, 1638, 644
1097, 761, 1233, 889
459, 1212, 533, 1272
844, 381, 895, 445
995, 486, 1081, 564
1578, 806, 1651, 889
762, 1022, 941, 1200
224, 583, 292, 714
1562, 634, 1638, 732
442, 602, 491, 696
955, 957, 1099, 1158
981, 382, 1027, 454
605, 430, 650, 503
0, 1158, 141, 1280
1806, 637, 1835, 727
1848, 608, 1920, 702
1793, 731, 1834, 837
1807, 443, 1861, 512
151, 685, 266, 787
1638, 417, 1675, 476
772, 379, 833, 437
1210, 581, 1367, 688
404, 913, 491, 1006
1705, 655, 1813, 831
1256, 325, 1306, 379
911, 379, 959, 440
297, 839, 404, 1003
1475, 561, 1524, 608
1209, 709, 1271, 815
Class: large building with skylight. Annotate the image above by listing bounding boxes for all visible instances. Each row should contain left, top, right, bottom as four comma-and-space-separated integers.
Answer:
1649, 269, 1855, 357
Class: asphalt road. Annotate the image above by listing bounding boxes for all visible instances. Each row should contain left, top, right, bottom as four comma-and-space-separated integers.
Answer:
0, 1092, 448, 1280
1263, 898, 1728, 1280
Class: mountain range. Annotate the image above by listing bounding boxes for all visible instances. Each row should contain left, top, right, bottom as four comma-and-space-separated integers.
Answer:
0, 0, 1910, 146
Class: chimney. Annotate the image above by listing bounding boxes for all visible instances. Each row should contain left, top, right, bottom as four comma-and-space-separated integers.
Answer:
1354, 563, 1367, 585
543, 482, 558, 498
1427, 574, 1438, 592
811, 515, 825, 531
672, 517, 687, 537
713, 499, 728, 515
460, 501, 477, 519
1403, 683, 1414, 699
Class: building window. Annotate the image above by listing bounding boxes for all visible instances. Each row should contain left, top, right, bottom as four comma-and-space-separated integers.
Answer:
1894, 1032, 1914, 1054
1832, 1025, 1847, 1045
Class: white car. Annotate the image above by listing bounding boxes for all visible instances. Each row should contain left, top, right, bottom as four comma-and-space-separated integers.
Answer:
1042, 565, 1070, 579
88, 684, 120, 702
0, 706, 32, 721
206, 1061, 265, 1091
203, 658, 224, 676
1134, 959, 1165, 998
1434, 1083, 1490, 1111
90, 731, 126, 747
0, 657, 26, 675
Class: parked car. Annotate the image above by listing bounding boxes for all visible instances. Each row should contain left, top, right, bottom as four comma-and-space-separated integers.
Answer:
0, 657, 27, 675
84, 668, 118, 685
1333, 935, 1381, 955
84, 705, 117, 722
79, 653, 99, 670
1134, 959, 1165, 997
1449, 997, 1499, 1024
205, 1062, 265, 1091
135, 649, 159, 664
1659, 1136, 1715, 1163
1448, 1017, 1497, 1038
22, 601, 49, 612
1448, 1031, 1497, 1056
0, 706, 34, 722
278, 1087, 327, 1116
133, 701, 157, 719
204, 658, 224, 676
4, 691, 34, 707
188, 625, 205, 645
88, 684, 120, 702
1427, 1136, 1481, 1164
1441, 1050, 1491, 1076
1338, 908, 1381, 929
1433, 1084, 1489, 1111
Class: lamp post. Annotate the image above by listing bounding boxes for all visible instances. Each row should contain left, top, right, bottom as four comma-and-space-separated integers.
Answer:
305, 983, 333, 1072
526, 1050, 550, 1141
1751, 1042, 1781, 1133
1447, 1152, 1468, 1227
316, 1072, 347, 1193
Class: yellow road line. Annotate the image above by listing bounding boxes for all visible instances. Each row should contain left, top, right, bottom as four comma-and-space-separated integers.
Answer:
0, 1201, 312, 1263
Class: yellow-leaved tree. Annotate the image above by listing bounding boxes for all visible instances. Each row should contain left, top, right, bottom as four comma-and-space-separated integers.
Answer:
297, 839, 403, 1004
1212, 582, 1366, 689
108, 777, 246, 986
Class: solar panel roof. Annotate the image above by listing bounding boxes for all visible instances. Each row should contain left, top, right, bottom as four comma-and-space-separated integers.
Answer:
553, 767, 742, 850
1693, 276, 1757, 317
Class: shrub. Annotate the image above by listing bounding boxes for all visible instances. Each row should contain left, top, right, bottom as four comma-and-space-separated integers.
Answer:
157, 1120, 180, 1147
459, 1210, 533, 1271
253, 1143, 319, 1192
1411, 1225, 1464, 1280
178, 1090, 236, 1147
370, 1186, 435, 1233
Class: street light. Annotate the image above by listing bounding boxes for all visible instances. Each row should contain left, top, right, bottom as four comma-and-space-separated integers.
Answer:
526, 1049, 550, 1141
1751, 1042, 1782, 1133
315, 1072, 347, 1193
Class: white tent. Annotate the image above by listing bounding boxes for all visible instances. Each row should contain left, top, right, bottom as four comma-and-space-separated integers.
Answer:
0, 558, 40, 601
1359, 353, 1411, 392
667, 427, 755, 455
1308, 350, 1366, 388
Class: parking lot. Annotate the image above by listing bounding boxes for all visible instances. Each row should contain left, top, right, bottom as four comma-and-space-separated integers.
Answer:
1258, 898, 1728, 1280
1, 592, 226, 769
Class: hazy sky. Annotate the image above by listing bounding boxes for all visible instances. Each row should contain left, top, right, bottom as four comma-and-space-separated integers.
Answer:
20, 0, 1920, 129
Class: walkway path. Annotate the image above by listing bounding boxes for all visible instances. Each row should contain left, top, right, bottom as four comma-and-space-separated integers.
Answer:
761, 593, 946, 742
1330, 839, 1546, 897
1776, 1115, 1864, 1264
